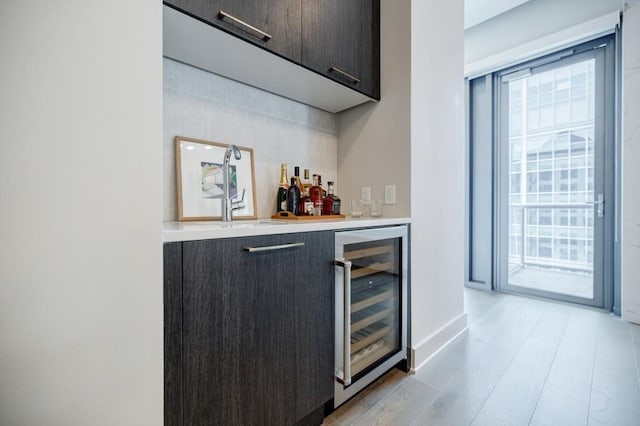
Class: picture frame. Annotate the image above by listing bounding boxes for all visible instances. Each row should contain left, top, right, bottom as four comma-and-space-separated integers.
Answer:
175, 136, 257, 221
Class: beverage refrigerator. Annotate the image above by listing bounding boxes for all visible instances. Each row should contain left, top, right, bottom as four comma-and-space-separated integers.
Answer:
333, 225, 409, 407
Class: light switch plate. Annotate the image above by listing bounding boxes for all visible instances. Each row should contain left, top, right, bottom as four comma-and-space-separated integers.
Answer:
385, 185, 396, 205
361, 186, 371, 204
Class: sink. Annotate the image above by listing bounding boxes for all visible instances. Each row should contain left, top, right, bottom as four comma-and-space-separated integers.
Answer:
257, 219, 288, 225
162, 219, 291, 236
174, 219, 287, 227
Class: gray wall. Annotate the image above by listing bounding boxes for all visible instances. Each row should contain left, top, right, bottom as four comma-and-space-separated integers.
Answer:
337, 0, 411, 218
337, 0, 468, 367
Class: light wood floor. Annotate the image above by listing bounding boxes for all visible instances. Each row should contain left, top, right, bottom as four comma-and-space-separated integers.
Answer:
324, 288, 640, 426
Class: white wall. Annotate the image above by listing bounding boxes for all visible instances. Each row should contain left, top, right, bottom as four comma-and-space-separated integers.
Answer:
337, 0, 411, 218
465, 0, 624, 65
622, 0, 640, 324
410, 0, 467, 367
164, 58, 338, 220
0, 1, 163, 425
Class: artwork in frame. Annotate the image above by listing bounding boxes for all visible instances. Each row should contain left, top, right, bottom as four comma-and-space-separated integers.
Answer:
175, 136, 257, 221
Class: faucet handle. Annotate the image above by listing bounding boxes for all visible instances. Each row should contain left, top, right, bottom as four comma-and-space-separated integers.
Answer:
231, 200, 246, 211
231, 188, 246, 212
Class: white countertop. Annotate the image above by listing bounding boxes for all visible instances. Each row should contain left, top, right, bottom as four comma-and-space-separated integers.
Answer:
162, 217, 411, 242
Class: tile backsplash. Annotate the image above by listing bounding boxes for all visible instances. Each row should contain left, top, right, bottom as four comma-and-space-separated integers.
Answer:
163, 58, 338, 221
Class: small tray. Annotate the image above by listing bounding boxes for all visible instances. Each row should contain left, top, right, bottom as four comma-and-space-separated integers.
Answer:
271, 211, 346, 221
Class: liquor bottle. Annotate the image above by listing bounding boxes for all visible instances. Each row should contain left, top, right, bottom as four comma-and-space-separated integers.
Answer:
317, 175, 327, 197
299, 185, 313, 216
286, 177, 301, 215
293, 166, 303, 194
309, 174, 323, 214
302, 168, 312, 194
323, 181, 341, 215
276, 163, 288, 212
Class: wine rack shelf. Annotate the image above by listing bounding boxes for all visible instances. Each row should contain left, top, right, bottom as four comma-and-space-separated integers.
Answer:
346, 245, 394, 260
351, 286, 394, 313
351, 323, 392, 353
351, 305, 393, 333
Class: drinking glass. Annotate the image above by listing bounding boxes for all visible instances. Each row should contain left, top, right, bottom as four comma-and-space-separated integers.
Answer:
350, 199, 363, 217
370, 199, 383, 217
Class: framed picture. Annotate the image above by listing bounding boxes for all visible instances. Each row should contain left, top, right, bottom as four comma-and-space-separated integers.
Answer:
175, 136, 257, 221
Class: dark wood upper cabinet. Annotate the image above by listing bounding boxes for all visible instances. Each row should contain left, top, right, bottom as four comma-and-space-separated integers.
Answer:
164, 0, 302, 61
164, 0, 380, 105
301, 0, 380, 99
164, 231, 334, 426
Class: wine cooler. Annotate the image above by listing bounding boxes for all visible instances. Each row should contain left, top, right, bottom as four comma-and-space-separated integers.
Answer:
334, 225, 408, 407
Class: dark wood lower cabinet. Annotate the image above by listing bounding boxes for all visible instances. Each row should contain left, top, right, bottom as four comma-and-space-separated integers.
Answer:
163, 242, 183, 426
164, 231, 334, 426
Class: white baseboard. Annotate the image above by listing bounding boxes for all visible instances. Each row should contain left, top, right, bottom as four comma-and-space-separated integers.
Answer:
411, 313, 468, 372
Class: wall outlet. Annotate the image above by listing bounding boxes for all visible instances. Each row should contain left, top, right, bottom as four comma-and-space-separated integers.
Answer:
384, 185, 396, 205
361, 186, 371, 204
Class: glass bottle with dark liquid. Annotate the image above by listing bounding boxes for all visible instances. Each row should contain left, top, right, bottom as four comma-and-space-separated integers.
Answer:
323, 181, 341, 215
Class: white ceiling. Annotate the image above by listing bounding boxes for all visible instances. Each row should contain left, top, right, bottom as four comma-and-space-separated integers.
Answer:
465, 0, 533, 29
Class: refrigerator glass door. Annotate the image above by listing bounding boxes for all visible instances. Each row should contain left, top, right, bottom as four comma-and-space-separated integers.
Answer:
334, 226, 408, 407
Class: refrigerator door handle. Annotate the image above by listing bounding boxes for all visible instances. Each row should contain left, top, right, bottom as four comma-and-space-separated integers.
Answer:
335, 258, 352, 386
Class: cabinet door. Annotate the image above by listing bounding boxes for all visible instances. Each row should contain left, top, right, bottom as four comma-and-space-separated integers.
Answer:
301, 0, 380, 99
177, 232, 333, 426
163, 243, 183, 426
164, 0, 301, 61
293, 231, 334, 420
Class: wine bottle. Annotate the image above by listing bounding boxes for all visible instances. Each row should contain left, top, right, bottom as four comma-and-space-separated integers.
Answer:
323, 181, 341, 215
276, 163, 288, 212
286, 177, 301, 215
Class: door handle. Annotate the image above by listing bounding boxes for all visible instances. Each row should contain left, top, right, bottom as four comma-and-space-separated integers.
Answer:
329, 66, 360, 84
217, 10, 272, 41
243, 242, 304, 252
589, 193, 604, 218
335, 258, 352, 386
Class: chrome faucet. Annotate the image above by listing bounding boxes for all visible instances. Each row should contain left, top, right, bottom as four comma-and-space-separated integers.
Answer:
221, 144, 243, 222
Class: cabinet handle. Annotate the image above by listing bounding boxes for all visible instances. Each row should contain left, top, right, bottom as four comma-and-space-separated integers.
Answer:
329, 66, 360, 84
243, 242, 304, 252
217, 10, 272, 42
335, 258, 352, 386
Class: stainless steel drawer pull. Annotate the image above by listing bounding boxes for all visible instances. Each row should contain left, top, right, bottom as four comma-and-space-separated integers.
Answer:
218, 10, 272, 41
243, 242, 304, 252
329, 66, 360, 84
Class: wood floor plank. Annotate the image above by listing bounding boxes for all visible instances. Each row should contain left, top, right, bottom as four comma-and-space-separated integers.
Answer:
588, 316, 640, 426
529, 307, 601, 426
469, 304, 571, 426
351, 378, 440, 426
410, 297, 548, 425
631, 322, 640, 391
464, 288, 509, 325
323, 369, 409, 425
412, 292, 525, 391
323, 290, 640, 426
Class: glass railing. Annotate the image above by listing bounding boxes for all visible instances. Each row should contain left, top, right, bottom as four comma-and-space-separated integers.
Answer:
508, 203, 594, 274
